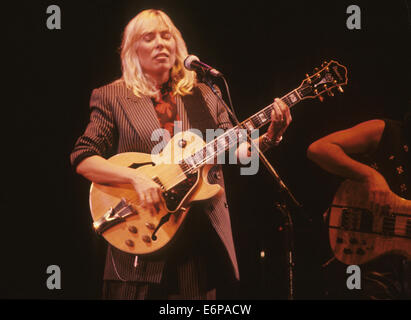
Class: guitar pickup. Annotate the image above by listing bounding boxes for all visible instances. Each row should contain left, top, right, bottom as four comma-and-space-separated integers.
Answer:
93, 198, 137, 235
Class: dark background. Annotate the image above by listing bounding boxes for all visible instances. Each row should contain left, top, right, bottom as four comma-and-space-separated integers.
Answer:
2, 0, 410, 299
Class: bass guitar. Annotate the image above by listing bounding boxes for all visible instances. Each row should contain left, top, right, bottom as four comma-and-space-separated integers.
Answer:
328, 179, 411, 265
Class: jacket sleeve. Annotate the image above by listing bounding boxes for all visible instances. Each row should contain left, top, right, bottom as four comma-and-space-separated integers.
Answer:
70, 87, 118, 169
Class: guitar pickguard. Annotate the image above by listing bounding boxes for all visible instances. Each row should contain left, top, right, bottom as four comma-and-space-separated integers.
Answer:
162, 171, 199, 212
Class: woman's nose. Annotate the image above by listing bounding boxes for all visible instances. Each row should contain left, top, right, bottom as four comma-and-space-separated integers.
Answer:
154, 34, 166, 48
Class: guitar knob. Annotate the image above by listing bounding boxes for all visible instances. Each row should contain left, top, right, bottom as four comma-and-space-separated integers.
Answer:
128, 226, 138, 234
145, 222, 155, 230
337, 86, 344, 93
142, 235, 151, 243
125, 239, 134, 247
343, 248, 353, 255
314, 89, 324, 102
356, 248, 365, 255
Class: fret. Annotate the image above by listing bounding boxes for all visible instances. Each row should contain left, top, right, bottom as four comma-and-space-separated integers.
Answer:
192, 152, 203, 165
257, 113, 267, 123
229, 128, 242, 144
236, 128, 244, 141
244, 120, 254, 131
263, 107, 272, 120
206, 144, 215, 158
407, 219, 411, 236
185, 156, 195, 167
251, 116, 260, 128
282, 90, 300, 108
201, 146, 208, 160
179, 161, 191, 172
216, 136, 227, 151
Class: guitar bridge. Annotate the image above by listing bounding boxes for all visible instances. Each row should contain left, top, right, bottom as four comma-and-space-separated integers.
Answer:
93, 198, 138, 235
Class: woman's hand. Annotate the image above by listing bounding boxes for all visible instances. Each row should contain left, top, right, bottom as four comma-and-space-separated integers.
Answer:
130, 173, 166, 215
266, 98, 292, 141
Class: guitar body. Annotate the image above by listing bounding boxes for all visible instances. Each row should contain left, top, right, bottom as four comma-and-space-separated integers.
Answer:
329, 180, 411, 265
89, 131, 222, 255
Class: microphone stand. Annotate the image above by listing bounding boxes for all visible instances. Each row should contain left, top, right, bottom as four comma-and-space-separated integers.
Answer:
203, 75, 303, 300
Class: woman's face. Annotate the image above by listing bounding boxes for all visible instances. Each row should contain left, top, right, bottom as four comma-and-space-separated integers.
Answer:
137, 17, 177, 84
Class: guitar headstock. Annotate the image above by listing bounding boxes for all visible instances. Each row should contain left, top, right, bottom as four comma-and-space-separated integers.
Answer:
297, 60, 348, 102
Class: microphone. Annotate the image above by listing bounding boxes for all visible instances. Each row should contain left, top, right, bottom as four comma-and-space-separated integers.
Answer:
184, 55, 223, 78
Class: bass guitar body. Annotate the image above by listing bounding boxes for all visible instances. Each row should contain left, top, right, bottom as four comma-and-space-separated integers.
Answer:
329, 180, 411, 265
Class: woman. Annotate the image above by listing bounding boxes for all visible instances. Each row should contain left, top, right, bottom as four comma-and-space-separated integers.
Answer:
71, 9, 291, 299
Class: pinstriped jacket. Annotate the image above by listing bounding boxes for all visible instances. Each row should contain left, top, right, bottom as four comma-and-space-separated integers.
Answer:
70, 79, 240, 283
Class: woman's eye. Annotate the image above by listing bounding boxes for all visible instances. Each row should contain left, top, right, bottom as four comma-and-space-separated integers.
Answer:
161, 32, 172, 40
143, 33, 154, 42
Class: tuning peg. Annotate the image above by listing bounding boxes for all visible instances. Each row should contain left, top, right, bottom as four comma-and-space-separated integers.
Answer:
337, 86, 344, 93
314, 89, 324, 102
327, 89, 334, 97
305, 73, 312, 84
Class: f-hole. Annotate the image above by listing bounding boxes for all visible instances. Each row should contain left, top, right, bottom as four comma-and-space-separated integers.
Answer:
128, 162, 155, 169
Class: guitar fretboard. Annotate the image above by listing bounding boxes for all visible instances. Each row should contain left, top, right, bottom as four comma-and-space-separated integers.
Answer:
179, 89, 302, 173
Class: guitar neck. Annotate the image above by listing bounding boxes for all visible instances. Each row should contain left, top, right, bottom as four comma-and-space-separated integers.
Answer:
240, 89, 302, 132
180, 88, 303, 173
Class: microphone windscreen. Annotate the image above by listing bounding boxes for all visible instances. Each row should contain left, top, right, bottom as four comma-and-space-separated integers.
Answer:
184, 55, 200, 70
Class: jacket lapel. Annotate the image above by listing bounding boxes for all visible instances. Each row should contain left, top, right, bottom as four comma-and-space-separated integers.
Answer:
123, 89, 162, 153
176, 94, 190, 131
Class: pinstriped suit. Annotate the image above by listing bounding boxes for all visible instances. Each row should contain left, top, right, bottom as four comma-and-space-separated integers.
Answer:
70, 79, 239, 298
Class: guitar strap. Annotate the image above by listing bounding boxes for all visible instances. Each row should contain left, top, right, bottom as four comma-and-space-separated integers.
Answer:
182, 85, 218, 136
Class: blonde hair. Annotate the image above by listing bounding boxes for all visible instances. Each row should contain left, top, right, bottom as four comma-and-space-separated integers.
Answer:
120, 9, 196, 98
